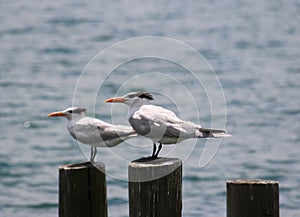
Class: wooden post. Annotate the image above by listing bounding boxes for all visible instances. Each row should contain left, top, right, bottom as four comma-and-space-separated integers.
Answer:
128, 157, 182, 217
59, 162, 107, 217
227, 180, 279, 217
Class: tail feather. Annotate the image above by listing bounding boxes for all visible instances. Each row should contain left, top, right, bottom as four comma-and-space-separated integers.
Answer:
199, 128, 231, 138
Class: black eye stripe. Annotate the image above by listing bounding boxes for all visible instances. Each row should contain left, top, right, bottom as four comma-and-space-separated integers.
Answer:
138, 92, 154, 100
65, 107, 86, 114
126, 92, 154, 100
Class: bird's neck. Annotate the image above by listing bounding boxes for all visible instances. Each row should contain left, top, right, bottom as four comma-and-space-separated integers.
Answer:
127, 99, 148, 119
67, 113, 85, 129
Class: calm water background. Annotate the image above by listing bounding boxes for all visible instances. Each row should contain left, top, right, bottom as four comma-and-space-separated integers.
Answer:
1, 1, 300, 216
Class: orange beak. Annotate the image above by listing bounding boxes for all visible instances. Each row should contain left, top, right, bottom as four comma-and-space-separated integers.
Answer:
105, 97, 125, 103
47, 111, 67, 117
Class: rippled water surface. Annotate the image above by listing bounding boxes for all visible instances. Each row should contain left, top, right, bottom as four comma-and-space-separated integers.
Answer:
1, 1, 300, 216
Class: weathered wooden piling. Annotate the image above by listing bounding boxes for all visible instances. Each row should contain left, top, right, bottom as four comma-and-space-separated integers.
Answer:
128, 157, 182, 217
227, 180, 279, 217
59, 162, 107, 217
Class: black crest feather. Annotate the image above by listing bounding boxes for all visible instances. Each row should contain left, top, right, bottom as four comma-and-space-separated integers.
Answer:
138, 92, 154, 100
125, 92, 154, 100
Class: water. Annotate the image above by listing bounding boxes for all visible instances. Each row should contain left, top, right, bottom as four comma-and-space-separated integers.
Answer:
1, 0, 300, 216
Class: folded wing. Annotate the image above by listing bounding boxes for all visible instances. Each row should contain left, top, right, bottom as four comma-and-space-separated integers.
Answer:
72, 117, 137, 147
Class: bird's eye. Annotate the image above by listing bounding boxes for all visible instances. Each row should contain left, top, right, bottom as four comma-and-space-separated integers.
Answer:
69, 110, 73, 114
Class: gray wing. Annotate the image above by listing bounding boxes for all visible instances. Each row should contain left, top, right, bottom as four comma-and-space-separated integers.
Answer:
129, 105, 230, 141
73, 117, 137, 146
129, 105, 231, 141
129, 105, 201, 141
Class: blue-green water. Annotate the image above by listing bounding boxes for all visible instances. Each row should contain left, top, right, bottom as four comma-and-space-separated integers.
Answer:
1, 1, 300, 216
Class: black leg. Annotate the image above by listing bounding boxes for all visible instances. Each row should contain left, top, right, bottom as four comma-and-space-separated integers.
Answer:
151, 143, 157, 157
154, 143, 162, 157
93, 147, 97, 162
90, 146, 94, 162
132, 143, 159, 162
131, 142, 163, 163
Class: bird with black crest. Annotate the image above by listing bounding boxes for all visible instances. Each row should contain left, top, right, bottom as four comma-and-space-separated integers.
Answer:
105, 92, 231, 161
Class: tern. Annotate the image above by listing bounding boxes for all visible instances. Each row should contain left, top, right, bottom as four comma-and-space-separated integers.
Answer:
105, 92, 231, 160
47, 107, 138, 162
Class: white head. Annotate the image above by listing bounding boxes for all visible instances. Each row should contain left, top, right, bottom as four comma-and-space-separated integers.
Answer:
105, 92, 154, 106
47, 107, 86, 120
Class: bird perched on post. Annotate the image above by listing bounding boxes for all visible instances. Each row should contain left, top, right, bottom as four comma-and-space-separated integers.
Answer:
47, 107, 138, 162
105, 92, 231, 160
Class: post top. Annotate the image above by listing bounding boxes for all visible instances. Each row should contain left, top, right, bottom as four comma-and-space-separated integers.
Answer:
59, 162, 105, 170
226, 179, 279, 185
128, 157, 182, 182
129, 157, 182, 168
